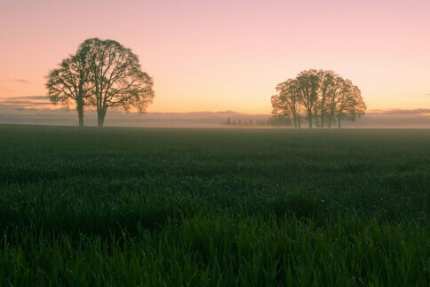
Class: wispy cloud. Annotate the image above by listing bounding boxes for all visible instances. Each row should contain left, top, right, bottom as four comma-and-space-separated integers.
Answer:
5, 95, 48, 101
368, 109, 430, 115
13, 78, 30, 84
0, 95, 53, 110
0, 100, 49, 106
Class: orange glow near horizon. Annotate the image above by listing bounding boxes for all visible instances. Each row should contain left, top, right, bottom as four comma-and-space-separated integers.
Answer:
1, 0, 429, 114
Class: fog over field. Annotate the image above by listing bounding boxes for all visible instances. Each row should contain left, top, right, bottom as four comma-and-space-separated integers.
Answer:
0, 97, 429, 128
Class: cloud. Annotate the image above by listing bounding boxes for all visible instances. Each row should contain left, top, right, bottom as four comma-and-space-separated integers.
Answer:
0, 95, 54, 110
0, 100, 49, 106
368, 109, 430, 115
5, 95, 48, 101
13, 78, 30, 84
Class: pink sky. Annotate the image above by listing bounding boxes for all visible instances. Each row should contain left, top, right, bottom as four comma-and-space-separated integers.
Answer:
1, 0, 429, 113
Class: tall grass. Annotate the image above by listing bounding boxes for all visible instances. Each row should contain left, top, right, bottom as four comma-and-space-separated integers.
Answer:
1, 126, 430, 286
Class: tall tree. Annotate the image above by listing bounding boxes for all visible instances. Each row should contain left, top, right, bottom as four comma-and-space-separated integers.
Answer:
326, 76, 343, 128
334, 79, 353, 128
46, 51, 91, 128
296, 70, 320, 128
78, 38, 154, 128
348, 86, 366, 122
272, 79, 302, 128
317, 70, 336, 128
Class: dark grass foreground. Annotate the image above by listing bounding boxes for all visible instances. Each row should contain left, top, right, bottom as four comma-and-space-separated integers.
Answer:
1, 126, 430, 286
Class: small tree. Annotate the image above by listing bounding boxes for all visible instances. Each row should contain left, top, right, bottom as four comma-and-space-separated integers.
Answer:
272, 70, 366, 128
46, 52, 91, 128
78, 38, 154, 128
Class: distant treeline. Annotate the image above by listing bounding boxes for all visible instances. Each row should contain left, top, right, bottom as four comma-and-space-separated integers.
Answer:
224, 117, 304, 127
272, 69, 366, 128
225, 118, 271, 126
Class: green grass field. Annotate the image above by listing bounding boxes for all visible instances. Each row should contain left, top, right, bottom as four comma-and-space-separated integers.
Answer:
1, 125, 430, 286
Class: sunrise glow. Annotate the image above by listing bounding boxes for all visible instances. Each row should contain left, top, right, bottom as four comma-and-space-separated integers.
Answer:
1, 0, 429, 113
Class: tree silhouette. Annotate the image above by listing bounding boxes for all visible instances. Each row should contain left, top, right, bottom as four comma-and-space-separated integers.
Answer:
77, 38, 154, 128
317, 70, 336, 128
272, 70, 366, 128
47, 38, 154, 128
46, 51, 91, 128
272, 79, 302, 128
296, 70, 320, 128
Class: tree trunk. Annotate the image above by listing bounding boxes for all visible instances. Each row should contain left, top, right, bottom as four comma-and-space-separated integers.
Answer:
76, 100, 84, 128
328, 112, 334, 128
293, 113, 298, 128
97, 109, 107, 128
320, 102, 326, 128
78, 108, 84, 128
337, 118, 341, 128
307, 111, 313, 128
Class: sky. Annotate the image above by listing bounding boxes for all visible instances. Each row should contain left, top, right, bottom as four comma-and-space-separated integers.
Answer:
0, 0, 429, 113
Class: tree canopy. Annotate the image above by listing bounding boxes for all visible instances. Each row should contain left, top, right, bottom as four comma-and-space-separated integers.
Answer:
46, 52, 91, 127
47, 38, 154, 128
272, 70, 366, 128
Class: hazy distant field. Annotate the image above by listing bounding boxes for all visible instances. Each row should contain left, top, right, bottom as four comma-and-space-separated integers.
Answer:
1, 125, 430, 286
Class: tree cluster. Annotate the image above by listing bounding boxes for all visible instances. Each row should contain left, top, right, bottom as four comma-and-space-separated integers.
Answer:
272, 69, 366, 128
47, 38, 154, 128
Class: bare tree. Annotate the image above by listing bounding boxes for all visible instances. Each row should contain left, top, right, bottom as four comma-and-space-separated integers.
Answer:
46, 51, 91, 128
78, 38, 154, 128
